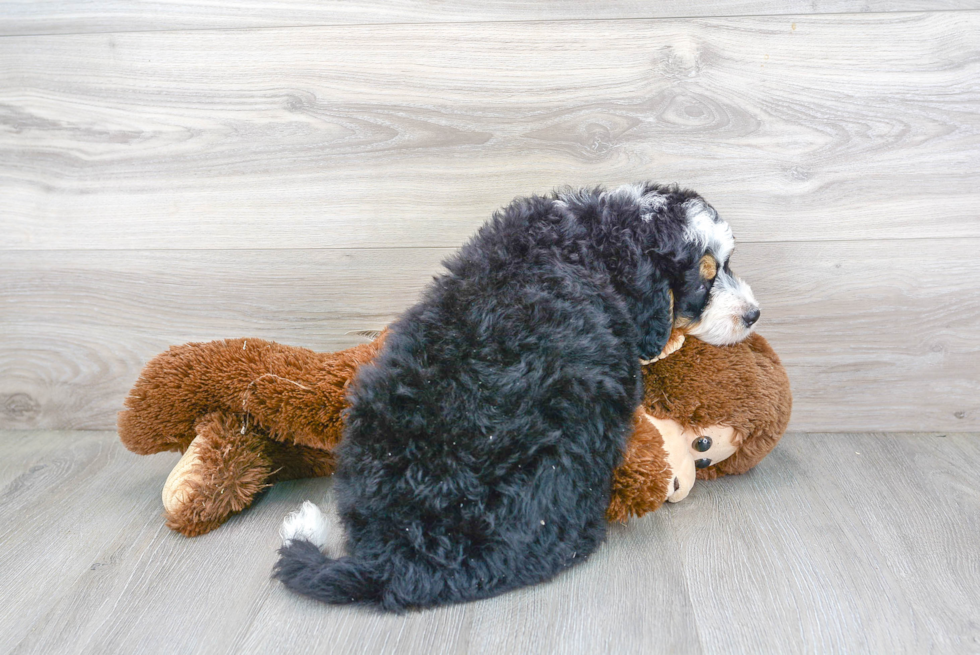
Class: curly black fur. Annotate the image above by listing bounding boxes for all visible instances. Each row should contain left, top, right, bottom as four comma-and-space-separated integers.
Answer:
274, 183, 722, 611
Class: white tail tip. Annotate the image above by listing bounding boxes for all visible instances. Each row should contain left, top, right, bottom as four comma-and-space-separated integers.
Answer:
279, 500, 329, 549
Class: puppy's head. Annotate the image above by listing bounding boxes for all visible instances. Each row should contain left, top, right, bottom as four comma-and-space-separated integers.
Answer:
672, 198, 760, 346
560, 183, 758, 359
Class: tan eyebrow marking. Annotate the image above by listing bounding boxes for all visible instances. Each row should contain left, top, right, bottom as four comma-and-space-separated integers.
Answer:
699, 255, 717, 280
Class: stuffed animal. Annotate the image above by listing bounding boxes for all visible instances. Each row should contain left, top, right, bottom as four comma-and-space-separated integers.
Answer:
118, 332, 791, 537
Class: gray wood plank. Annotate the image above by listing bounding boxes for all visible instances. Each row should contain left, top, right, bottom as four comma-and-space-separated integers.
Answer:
0, 433, 286, 654
0, 247, 446, 431
237, 503, 703, 655
750, 239, 980, 433
3, 238, 978, 433
37, 483, 302, 655
2, 12, 979, 250
465, 519, 702, 655
0, 430, 72, 488
3, 2, 980, 36
235, 558, 476, 655
1, 431, 977, 654
0, 431, 176, 653
676, 432, 980, 653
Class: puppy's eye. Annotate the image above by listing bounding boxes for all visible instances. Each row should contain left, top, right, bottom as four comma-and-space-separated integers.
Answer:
695, 458, 712, 469
693, 436, 712, 452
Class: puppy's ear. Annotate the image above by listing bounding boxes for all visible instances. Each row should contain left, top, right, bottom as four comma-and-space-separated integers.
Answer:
634, 281, 674, 362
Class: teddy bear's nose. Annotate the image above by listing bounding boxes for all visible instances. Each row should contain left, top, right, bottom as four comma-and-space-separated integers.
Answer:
673, 477, 680, 492
743, 308, 761, 327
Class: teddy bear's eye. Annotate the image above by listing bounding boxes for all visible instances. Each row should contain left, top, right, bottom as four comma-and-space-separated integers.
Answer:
693, 436, 712, 452
695, 458, 712, 469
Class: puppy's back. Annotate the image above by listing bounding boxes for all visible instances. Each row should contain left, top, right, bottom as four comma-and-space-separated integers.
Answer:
279, 192, 643, 610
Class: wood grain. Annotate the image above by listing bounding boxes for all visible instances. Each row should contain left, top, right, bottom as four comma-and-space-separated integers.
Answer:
3, 1, 980, 36
673, 432, 980, 653
0, 247, 445, 431
2, 238, 978, 433
2, 12, 979, 250
0, 431, 173, 653
2, 431, 978, 653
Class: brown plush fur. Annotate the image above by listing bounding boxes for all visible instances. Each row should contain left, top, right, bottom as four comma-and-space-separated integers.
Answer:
606, 409, 674, 523
643, 332, 792, 480
119, 332, 790, 537
119, 335, 385, 456
164, 412, 337, 536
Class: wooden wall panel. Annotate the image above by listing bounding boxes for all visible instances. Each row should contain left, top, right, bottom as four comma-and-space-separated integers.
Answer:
3, 1, 980, 36
2, 239, 978, 433
2, 9, 978, 434
2, 13, 979, 251
0, 248, 447, 430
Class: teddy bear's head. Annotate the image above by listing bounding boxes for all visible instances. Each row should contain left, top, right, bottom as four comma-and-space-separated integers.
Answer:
641, 333, 792, 480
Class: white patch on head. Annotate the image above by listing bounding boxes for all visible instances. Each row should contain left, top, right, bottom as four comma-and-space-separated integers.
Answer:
280, 500, 329, 548
683, 199, 734, 264
603, 183, 670, 222
605, 182, 646, 204
639, 193, 668, 222
687, 272, 760, 345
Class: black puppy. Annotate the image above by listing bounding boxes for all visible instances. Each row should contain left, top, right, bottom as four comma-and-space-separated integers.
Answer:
274, 183, 759, 611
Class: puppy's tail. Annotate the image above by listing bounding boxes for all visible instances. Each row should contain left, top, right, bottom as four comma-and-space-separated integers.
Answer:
273, 542, 384, 606
273, 501, 384, 607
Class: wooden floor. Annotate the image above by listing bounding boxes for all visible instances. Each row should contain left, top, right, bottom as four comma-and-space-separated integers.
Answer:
1, 430, 977, 654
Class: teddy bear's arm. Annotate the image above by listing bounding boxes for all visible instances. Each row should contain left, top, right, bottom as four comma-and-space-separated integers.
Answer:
606, 409, 676, 522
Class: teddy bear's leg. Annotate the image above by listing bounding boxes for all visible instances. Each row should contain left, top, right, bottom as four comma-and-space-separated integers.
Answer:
118, 339, 290, 456
606, 409, 677, 522
162, 411, 277, 537
238, 335, 386, 450
264, 440, 338, 483
119, 335, 386, 457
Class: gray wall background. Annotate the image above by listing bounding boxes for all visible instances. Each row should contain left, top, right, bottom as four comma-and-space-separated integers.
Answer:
2, 2, 978, 432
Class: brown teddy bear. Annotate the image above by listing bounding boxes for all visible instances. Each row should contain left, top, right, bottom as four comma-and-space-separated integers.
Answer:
118, 332, 791, 537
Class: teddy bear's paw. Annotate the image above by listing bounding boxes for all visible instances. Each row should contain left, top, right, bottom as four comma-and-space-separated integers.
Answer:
162, 435, 205, 515
280, 501, 329, 549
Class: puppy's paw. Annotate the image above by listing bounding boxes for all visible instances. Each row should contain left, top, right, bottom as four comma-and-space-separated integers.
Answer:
280, 501, 329, 549
640, 329, 685, 365
656, 329, 686, 361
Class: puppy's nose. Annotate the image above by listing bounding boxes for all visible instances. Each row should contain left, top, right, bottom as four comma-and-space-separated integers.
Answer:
742, 307, 761, 327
